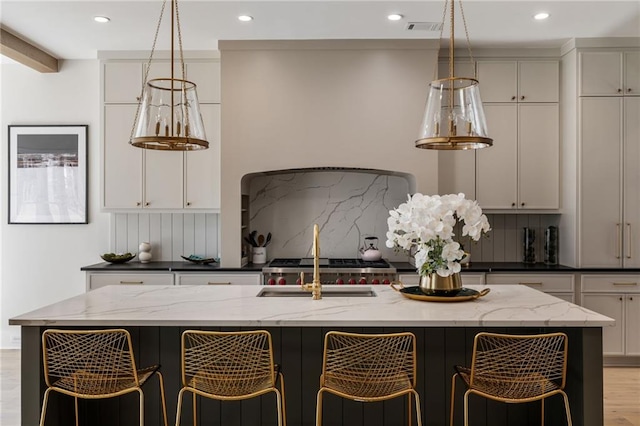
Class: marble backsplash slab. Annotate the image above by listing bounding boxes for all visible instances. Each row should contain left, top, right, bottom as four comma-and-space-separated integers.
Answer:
248, 171, 411, 260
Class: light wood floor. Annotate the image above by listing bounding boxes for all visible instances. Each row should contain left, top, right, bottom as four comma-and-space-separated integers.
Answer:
1, 349, 638, 425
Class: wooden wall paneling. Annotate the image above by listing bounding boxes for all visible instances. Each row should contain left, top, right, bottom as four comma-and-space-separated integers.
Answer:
279, 327, 302, 425
194, 214, 207, 256
149, 214, 163, 260
114, 213, 128, 253
182, 213, 196, 256
160, 213, 173, 261
445, 328, 467, 426
206, 213, 219, 258
301, 328, 323, 424
480, 217, 495, 262
138, 213, 151, 248
491, 214, 506, 262
503, 215, 519, 262
119, 327, 141, 425
465, 327, 487, 426
422, 328, 446, 426
127, 213, 139, 255
171, 214, 184, 261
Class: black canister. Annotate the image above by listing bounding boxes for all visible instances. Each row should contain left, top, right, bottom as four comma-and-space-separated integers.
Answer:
544, 226, 559, 265
523, 227, 536, 264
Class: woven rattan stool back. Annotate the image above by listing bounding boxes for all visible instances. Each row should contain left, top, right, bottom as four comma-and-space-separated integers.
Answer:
176, 329, 286, 426
317, 331, 422, 426
450, 331, 572, 426
40, 328, 168, 426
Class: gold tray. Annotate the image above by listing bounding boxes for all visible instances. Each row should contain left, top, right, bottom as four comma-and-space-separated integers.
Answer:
390, 282, 490, 302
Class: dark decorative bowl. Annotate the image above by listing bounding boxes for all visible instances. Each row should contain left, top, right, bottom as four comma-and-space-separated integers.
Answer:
100, 253, 136, 264
181, 255, 218, 265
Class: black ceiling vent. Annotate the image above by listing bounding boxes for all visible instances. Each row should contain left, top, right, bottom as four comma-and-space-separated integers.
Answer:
405, 22, 444, 31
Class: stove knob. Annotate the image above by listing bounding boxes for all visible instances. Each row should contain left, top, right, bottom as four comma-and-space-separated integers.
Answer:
336, 278, 344, 285
359, 278, 367, 285
372, 279, 380, 285
382, 279, 391, 285
296, 277, 302, 285
348, 278, 357, 285
278, 278, 287, 285
267, 278, 276, 286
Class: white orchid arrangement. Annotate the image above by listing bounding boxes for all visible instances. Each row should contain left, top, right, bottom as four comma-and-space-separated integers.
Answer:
386, 193, 491, 277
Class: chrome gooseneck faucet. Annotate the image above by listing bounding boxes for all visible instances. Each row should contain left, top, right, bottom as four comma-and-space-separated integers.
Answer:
300, 224, 322, 300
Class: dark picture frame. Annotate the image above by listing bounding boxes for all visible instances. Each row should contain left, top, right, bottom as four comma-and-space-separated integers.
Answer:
8, 125, 88, 224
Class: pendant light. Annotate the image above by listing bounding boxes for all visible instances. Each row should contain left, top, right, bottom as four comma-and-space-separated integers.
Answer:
130, 0, 208, 151
415, 0, 492, 150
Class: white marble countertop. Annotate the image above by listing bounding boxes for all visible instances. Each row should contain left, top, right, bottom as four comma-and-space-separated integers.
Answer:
9, 284, 613, 327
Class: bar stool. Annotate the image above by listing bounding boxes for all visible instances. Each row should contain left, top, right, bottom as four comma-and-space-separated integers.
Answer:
316, 331, 422, 426
39, 328, 168, 426
175, 329, 286, 426
450, 331, 572, 426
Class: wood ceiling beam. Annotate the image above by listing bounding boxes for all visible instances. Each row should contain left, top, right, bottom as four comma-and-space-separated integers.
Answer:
0, 28, 58, 73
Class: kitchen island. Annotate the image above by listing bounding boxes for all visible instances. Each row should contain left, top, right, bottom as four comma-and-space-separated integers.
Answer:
10, 284, 612, 426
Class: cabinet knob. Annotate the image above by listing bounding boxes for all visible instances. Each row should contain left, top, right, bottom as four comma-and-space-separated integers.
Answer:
628, 88, 633, 93
618, 88, 623, 93
520, 95, 525, 100
512, 202, 516, 207
145, 202, 150, 206
136, 96, 141, 101
620, 297, 623, 301
521, 202, 525, 207
136, 202, 141, 206
631, 296, 634, 301
511, 96, 516, 101
186, 202, 192, 206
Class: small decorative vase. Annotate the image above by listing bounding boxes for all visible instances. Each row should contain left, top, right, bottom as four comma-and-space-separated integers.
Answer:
138, 242, 152, 263
419, 272, 462, 294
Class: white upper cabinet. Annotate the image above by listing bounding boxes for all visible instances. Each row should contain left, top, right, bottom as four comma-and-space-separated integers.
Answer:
103, 62, 143, 103
476, 103, 559, 210
101, 58, 221, 211
477, 60, 559, 103
579, 50, 640, 96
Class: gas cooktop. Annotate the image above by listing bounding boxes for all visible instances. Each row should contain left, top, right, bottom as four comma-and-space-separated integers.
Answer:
267, 258, 392, 268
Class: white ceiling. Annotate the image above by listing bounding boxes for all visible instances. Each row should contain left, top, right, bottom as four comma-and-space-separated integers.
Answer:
1, 0, 639, 59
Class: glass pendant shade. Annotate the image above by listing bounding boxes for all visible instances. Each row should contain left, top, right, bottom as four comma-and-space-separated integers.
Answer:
131, 78, 208, 151
415, 0, 492, 150
416, 76, 492, 150
129, 0, 209, 151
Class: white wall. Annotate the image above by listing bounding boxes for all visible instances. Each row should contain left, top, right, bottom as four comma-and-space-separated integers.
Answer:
219, 40, 440, 267
0, 60, 108, 348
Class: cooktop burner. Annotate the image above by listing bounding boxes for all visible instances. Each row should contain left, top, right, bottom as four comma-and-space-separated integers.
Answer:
267, 258, 391, 268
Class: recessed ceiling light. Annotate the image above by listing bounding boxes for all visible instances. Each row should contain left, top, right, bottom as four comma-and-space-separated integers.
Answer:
388, 14, 404, 21
238, 15, 253, 22
534, 12, 550, 20
94, 16, 110, 23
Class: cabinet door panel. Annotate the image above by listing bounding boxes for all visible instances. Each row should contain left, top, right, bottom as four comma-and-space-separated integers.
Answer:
104, 105, 143, 208
580, 97, 623, 267
477, 61, 518, 103
104, 62, 142, 103
582, 294, 624, 356
185, 104, 221, 209
476, 104, 517, 209
624, 98, 640, 267
518, 61, 559, 102
579, 51, 623, 96
518, 104, 559, 209
626, 295, 640, 355
145, 150, 184, 209
624, 51, 640, 95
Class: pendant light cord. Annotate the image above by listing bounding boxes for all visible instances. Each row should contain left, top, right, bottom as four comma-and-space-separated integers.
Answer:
129, 0, 167, 144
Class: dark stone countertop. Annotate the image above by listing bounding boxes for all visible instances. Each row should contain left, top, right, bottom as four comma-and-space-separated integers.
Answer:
391, 262, 576, 273
81, 261, 264, 272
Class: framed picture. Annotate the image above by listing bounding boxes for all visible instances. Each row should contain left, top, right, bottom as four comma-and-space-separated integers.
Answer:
8, 125, 88, 224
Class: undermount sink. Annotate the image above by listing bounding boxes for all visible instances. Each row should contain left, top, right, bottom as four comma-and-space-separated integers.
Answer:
256, 286, 377, 298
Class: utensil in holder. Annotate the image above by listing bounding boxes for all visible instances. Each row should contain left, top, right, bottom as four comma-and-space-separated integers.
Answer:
523, 228, 536, 264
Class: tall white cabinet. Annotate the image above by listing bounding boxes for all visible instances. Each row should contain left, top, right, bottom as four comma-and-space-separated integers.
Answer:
578, 51, 640, 268
102, 59, 221, 211
475, 60, 559, 210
